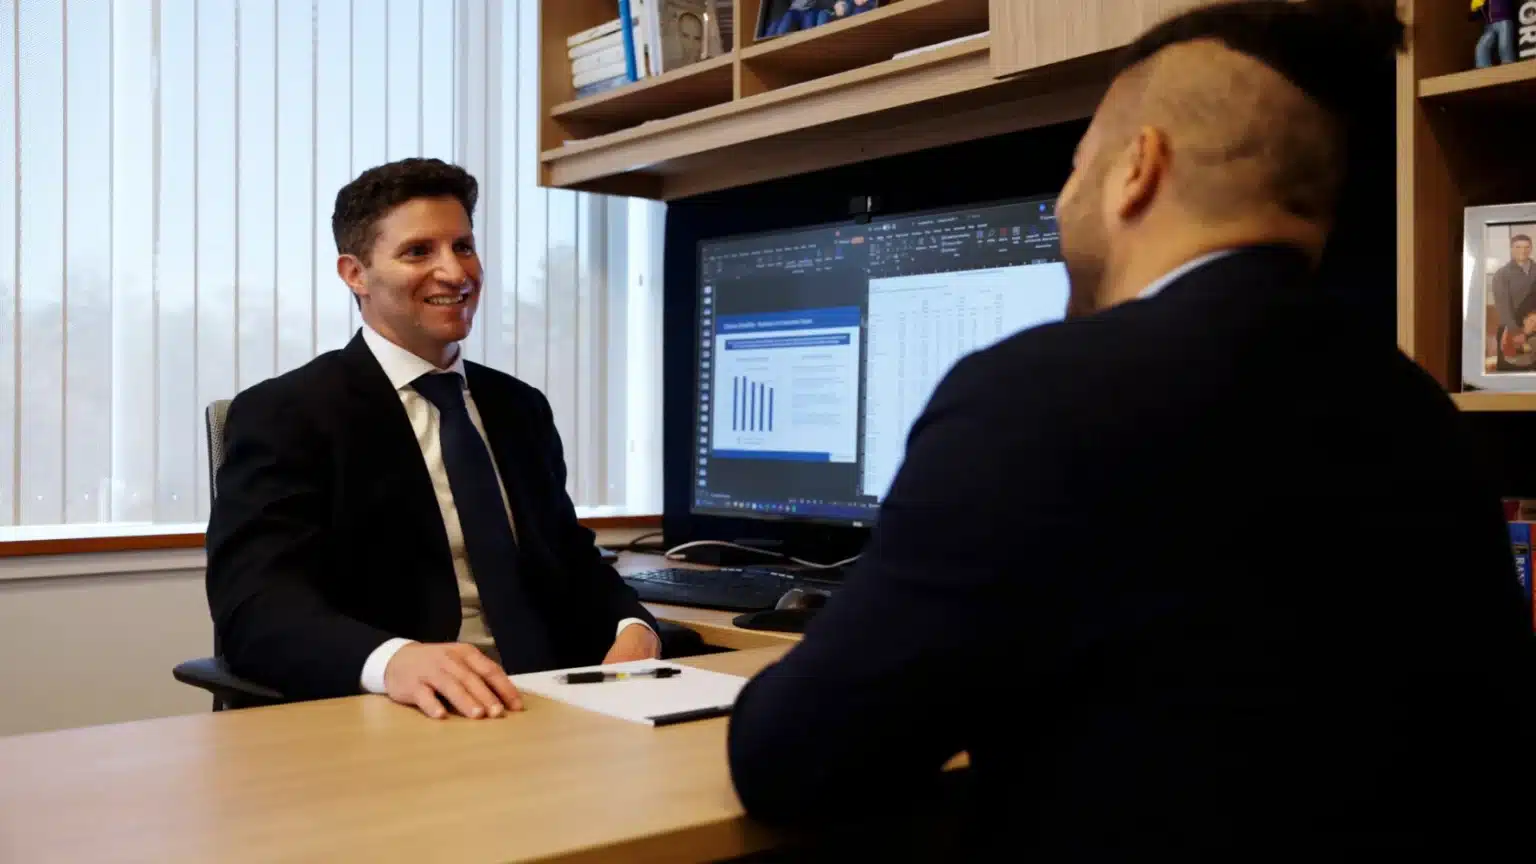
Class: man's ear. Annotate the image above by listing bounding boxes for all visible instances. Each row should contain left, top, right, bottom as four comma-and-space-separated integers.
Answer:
1109, 126, 1169, 224
336, 254, 368, 304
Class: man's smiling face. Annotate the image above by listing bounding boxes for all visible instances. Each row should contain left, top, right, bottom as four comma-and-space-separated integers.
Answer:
347, 196, 482, 365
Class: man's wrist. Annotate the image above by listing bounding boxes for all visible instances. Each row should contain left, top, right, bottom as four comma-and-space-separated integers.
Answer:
616, 618, 656, 641
360, 637, 416, 694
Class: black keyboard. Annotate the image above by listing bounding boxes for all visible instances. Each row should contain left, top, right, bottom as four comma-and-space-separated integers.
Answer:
623, 567, 795, 612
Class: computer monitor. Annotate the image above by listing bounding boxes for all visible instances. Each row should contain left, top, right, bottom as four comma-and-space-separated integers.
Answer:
690, 195, 1068, 526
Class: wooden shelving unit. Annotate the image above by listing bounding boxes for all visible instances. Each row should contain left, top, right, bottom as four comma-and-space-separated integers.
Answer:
1398, 1, 1536, 412
1452, 392, 1536, 413
538, 1, 1536, 415
1418, 61, 1536, 104
535, 0, 1180, 199
551, 54, 736, 133
737, 0, 990, 97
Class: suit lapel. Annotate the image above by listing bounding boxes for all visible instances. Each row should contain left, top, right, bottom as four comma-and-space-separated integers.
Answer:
338, 333, 458, 581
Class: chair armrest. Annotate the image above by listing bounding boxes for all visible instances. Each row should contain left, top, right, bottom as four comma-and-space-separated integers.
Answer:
656, 620, 707, 659
173, 657, 287, 710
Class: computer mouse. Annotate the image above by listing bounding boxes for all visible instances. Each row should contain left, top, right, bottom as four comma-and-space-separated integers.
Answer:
774, 587, 829, 611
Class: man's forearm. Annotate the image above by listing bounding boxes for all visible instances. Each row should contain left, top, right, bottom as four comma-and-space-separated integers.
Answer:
220, 586, 398, 700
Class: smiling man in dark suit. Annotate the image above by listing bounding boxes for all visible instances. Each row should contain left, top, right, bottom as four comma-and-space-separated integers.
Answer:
206, 158, 658, 720
728, 1, 1536, 857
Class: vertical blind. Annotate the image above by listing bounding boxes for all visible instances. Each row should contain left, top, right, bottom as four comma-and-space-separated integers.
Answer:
0, 0, 663, 534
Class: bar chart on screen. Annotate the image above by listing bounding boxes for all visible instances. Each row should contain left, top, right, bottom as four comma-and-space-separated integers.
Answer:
730, 376, 778, 433
711, 307, 861, 464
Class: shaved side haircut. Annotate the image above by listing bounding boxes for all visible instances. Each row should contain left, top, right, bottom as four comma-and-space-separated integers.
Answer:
1098, 0, 1404, 224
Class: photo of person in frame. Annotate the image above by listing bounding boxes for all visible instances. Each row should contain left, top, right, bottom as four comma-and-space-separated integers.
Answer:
757, 0, 881, 39
1498, 294, 1536, 370
1484, 224, 1536, 372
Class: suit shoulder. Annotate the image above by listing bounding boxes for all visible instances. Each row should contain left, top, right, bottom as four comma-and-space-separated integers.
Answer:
228, 349, 349, 416
466, 361, 547, 407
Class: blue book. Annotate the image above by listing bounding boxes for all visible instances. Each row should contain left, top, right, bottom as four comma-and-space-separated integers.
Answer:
617, 0, 640, 82
575, 74, 629, 99
1511, 522, 1532, 604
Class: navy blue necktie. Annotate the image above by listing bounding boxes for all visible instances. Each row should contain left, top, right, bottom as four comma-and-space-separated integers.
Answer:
411, 372, 555, 673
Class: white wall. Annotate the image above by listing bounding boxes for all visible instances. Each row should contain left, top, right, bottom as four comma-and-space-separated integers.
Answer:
0, 550, 211, 737
0, 528, 652, 738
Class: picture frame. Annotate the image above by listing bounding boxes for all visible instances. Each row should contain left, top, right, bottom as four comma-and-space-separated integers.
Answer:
1462, 201, 1536, 391
754, 0, 882, 43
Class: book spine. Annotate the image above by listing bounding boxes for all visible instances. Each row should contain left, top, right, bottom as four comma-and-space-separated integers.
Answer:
567, 16, 632, 48
1523, 2, 1536, 61
574, 75, 631, 99
1512, 522, 1533, 629
571, 45, 624, 75
569, 31, 624, 60
618, 0, 640, 82
645, 0, 666, 75
573, 63, 630, 89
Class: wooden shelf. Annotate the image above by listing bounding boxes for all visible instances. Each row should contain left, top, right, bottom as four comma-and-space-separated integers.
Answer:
542, 38, 1043, 197
537, 0, 1193, 197
1419, 60, 1536, 104
1452, 392, 1536, 413
739, 0, 990, 95
550, 54, 735, 132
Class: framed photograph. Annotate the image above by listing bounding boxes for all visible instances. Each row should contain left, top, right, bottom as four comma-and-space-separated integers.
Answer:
1463, 202, 1536, 391
754, 0, 882, 42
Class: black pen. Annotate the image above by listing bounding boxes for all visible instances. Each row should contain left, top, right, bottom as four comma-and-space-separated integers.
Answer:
561, 668, 682, 684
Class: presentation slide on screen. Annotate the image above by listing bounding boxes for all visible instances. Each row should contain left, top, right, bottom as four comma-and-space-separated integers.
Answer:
711, 306, 861, 463
861, 263, 1069, 499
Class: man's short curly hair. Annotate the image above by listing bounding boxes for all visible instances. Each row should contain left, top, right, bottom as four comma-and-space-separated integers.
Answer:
331, 158, 478, 263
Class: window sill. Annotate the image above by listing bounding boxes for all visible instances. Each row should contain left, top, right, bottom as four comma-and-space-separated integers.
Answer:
0, 513, 661, 559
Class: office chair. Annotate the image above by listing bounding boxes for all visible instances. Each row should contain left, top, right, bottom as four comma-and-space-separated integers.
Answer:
174, 400, 705, 710
171, 400, 287, 711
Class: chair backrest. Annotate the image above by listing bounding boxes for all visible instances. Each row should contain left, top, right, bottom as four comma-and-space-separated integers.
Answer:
206, 399, 232, 503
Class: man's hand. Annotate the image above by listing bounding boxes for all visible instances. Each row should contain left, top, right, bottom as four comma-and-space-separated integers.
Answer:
383, 642, 523, 720
602, 624, 661, 665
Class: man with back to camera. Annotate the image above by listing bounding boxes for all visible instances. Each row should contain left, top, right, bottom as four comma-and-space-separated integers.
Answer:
728, 1, 1536, 856
1494, 233, 1536, 334
206, 158, 659, 720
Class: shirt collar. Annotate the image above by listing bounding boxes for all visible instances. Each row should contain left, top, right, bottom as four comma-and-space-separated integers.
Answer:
1136, 249, 1242, 300
360, 324, 467, 393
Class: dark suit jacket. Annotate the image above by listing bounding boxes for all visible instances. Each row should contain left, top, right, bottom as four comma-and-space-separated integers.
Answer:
206, 333, 656, 700
728, 246, 1536, 857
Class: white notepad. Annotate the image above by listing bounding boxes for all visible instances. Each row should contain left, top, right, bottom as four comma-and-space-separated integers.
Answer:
511, 660, 747, 727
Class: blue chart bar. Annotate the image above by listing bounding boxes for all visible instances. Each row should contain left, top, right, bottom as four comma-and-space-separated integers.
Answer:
731, 376, 776, 433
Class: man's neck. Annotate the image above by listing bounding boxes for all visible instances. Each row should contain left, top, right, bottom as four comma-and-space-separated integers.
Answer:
1103, 241, 1249, 309
1102, 221, 1323, 309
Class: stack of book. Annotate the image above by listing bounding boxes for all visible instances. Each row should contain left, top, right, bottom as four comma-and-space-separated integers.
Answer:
567, 1, 731, 101
567, 14, 639, 100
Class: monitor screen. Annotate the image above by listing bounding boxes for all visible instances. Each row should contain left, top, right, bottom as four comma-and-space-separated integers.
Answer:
691, 195, 1068, 526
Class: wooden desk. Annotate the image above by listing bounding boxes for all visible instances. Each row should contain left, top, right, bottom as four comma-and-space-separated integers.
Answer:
0, 647, 791, 864
646, 602, 801, 651
618, 552, 804, 651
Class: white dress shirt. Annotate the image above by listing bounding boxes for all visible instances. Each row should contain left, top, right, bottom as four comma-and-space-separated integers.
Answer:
1135, 249, 1240, 300
357, 325, 651, 694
